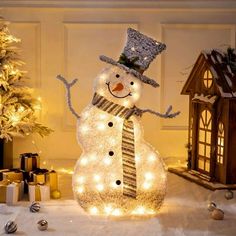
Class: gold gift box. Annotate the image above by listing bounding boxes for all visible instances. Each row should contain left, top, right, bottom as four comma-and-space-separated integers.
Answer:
2, 170, 23, 182
46, 170, 58, 192
0, 180, 8, 203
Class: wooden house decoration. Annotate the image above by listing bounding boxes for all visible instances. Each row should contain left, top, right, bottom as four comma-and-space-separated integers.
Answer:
181, 48, 236, 186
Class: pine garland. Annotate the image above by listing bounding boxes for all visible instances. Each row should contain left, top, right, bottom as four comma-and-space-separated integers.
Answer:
0, 19, 53, 141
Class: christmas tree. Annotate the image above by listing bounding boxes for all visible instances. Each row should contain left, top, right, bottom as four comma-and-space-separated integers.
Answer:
0, 18, 52, 141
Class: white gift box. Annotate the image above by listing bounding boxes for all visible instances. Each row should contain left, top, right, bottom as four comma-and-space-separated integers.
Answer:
6, 183, 19, 205
29, 184, 50, 202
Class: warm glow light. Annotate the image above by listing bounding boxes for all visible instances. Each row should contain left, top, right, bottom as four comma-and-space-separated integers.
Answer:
77, 186, 84, 194
103, 158, 112, 165
77, 176, 85, 184
96, 184, 104, 192
112, 208, 122, 216
99, 113, 107, 120
132, 206, 145, 215
97, 123, 106, 131
104, 205, 113, 214
89, 207, 98, 215
99, 73, 108, 83
109, 138, 116, 146
123, 100, 130, 107
37, 96, 42, 102
145, 172, 154, 180
93, 174, 101, 182
132, 93, 140, 100
143, 182, 151, 190
80, 125, 89, 134
148, 154, 156, 162
18, 106, 25, 112
135, 155, 141, 163
10, 114, 20, 124
80, 158, 88, 166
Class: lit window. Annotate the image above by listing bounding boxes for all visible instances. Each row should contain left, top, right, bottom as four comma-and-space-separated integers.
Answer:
198, 109, 212, 172
217, 122, 224, 164
203, 69, 213, 88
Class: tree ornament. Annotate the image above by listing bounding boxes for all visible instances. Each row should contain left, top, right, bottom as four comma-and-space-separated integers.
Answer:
224, 190, 234, 200
207, 201, 217, 211
51, 190, 61, 199
211, 208, 224, 220
37, 219, 48, 231
57, 28, 179, 217
29, 202, 40, 213
4, 220, 17, 234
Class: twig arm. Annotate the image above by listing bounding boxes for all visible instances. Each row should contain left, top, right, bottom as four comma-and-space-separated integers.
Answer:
56, 75, 80, 119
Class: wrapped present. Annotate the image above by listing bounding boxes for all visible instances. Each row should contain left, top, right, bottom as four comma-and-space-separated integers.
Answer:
2, 169, 23, 182
6, 183, 19, 205
45, 170, 58, 192
0, 180, 19, 205
0, 169, 10, 181
29, 168, 48, 184
13, 180, 24, 200
28, 183, 50, 202
20, 153, 40, 172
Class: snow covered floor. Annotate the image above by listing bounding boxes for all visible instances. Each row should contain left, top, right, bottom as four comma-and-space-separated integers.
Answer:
0, 173, 236, 236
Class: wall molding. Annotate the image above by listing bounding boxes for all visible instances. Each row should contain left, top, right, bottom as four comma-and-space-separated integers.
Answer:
1, 0, 236, 10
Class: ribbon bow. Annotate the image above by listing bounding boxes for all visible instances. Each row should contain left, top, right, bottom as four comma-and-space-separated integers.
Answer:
118, 53, 142, 72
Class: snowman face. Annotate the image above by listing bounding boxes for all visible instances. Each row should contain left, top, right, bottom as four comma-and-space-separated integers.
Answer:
94, 66, 142, 107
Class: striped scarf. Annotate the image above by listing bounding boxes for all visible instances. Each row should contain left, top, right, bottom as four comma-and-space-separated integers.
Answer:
92, 92, 137, 199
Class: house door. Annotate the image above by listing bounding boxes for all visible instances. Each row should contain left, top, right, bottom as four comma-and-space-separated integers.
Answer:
196, 108, 212, 175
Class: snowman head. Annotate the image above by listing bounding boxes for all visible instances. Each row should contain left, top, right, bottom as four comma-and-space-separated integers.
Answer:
94, 65, 142, 108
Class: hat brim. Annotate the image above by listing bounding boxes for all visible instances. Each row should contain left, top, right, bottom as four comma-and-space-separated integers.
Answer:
99, 55, 159, 88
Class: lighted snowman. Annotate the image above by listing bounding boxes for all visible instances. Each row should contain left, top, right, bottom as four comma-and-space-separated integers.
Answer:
57, 28, 179, 217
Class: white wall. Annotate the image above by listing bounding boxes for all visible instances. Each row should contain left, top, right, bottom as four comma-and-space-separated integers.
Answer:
1, 0, 236, 169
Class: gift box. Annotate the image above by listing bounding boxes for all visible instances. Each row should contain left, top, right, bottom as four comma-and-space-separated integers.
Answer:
29, 168, 48, 184
20, 153, 40, 172
0, 169, 10, 181
2, 169, 23, 182
0, 180, 19, 205
13, 180, 24, 200
28, 183, 50, 202
6, 183, 19, 205
46, 170, 58, 192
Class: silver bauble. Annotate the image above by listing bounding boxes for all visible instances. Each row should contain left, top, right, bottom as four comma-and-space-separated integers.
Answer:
225, 190, 234, 200
4, 220, 17, 234
37, 219, 48, 231
207, 201, 217, 212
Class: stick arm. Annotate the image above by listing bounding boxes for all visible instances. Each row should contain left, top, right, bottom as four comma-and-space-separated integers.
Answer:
56, 75, 80, 119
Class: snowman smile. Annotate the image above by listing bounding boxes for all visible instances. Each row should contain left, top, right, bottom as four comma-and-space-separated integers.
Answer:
106, 82, 132, 98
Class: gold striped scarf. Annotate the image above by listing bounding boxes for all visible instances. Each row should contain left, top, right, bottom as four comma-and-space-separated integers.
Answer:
92, 92, 137, 198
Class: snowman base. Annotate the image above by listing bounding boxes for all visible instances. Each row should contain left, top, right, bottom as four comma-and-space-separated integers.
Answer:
74, 189, 166, 218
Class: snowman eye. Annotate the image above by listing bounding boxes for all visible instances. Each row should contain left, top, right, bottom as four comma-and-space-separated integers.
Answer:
130, 81, 134, 85
115, 74, 120, 78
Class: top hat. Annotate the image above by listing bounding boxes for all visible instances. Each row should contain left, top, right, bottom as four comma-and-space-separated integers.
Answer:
99, 28, 166, 88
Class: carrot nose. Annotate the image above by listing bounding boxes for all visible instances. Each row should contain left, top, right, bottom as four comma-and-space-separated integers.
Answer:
112, 83, 124, 92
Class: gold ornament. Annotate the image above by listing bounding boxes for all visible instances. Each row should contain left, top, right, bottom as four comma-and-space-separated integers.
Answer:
51, 190, 61, 199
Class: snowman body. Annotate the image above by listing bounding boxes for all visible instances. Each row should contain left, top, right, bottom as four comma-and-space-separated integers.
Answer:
72, 66, 167, 217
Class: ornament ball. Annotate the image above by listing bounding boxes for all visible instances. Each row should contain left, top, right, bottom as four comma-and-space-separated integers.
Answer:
211, 208, 224, 220
37, 219, 48, 231
207, 201, 217, 212
225, 190, 234, 200
4, 220, 17, 234
51, 190, 61, 199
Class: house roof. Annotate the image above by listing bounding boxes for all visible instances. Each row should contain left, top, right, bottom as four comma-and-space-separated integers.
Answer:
181, 49, 236, 98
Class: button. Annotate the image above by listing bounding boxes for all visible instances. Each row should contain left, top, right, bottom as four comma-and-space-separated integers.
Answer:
108, 122, 113, 127
116, 180, 121, 185
109, 151, 114, 156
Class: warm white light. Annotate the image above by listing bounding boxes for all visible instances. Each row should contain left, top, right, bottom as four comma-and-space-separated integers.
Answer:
80, 158, 88, 166
132, 206, 145, 215
89, 207, 98, 215
109, 138, 116, 146
112, 208, 122, 216
10, 114, 20, 124
77, 186, 84, 194
135, 155, 141, 163
99, 113, 107, 120
104, 205, 113, 214
111, 182, 118, 189
37, 96, 42, 102
77, 176, 85, 184
99, 73, 108, 83
143, 182, 151, 190
97, 123, 106, 131
96, 184, 104, 192
93, 174, 101, 182
103, 158, 112, 165
148, 154, 156, 162
80, 125, 89, 134
132, 93, 140, 100
145, 172, 154, 180
18, 106, 25, 112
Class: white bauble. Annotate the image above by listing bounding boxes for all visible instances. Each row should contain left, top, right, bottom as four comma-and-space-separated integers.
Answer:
72, 65, 167, 217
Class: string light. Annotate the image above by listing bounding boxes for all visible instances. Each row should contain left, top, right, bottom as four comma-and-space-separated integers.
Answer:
80, 158, 88, 166
93, 174, 101, 182
97, 123, 106, 131
77, 187, 84, 194
103, 158, 112, 165
112, 208, 122, 216
143, 182, 151, 190
89, 207, 98, 215
77, 176, 85, 184
104, 205, 113, 214
96, 184, 104, 192
144, 172, 154, 180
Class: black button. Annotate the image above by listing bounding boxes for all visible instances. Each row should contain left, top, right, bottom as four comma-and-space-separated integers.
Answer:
116, 74, 120, 78
109, 151, 114, 156
116, 180, 121, 185
108, 122, 113, 127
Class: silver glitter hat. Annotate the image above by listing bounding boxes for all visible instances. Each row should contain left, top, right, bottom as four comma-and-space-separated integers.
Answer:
100, 28, 166, 87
